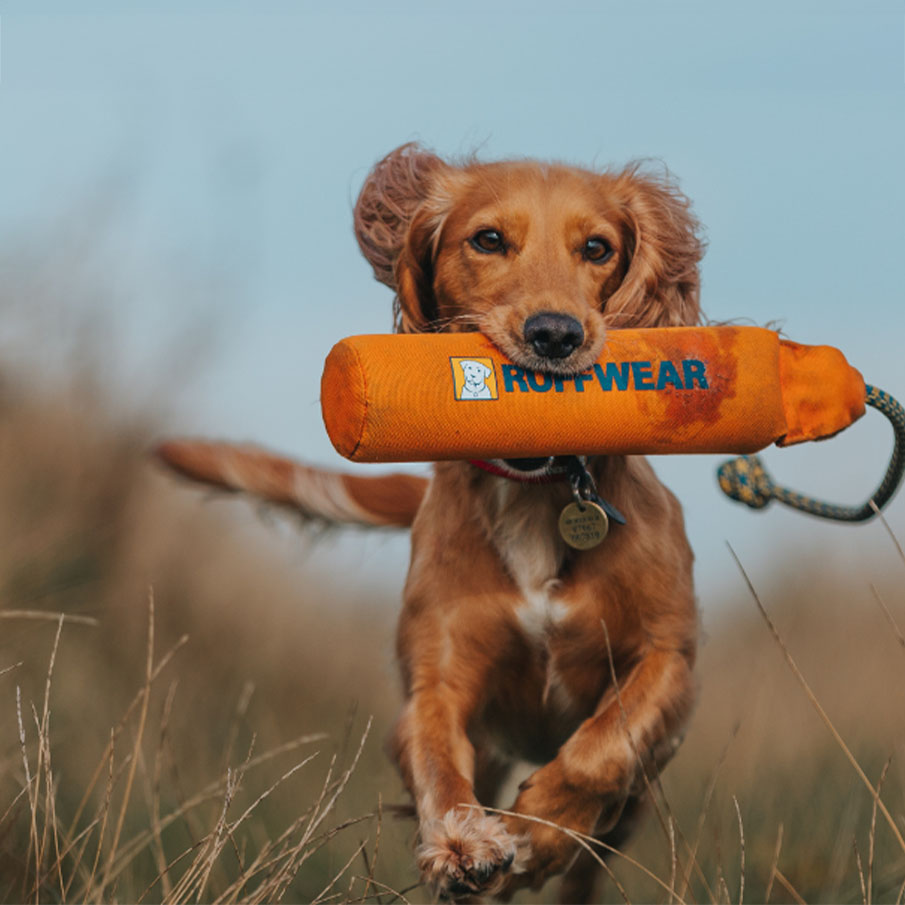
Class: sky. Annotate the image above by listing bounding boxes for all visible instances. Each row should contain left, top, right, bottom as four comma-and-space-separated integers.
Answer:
0, 2, 903, 610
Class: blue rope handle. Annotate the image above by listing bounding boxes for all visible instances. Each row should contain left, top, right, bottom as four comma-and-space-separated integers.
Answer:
717, 385, 905, 522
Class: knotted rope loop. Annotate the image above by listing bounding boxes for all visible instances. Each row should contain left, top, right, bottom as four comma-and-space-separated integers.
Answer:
717, 385, 905, 522
717, 455, 774, 510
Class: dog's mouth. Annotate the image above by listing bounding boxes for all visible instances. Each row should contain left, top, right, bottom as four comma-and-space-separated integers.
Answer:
487, 455, 580, 479
503, 456, 554, 472
478, 310, 604, 377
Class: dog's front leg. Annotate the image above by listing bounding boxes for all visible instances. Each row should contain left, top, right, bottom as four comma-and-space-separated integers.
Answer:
391, 682, 526, 899
390, 471, 536, 899
501, 645, 695, 892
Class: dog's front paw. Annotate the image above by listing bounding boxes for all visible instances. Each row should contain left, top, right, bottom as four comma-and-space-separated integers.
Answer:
417, 808, 528, 900
498, 761, 607, 893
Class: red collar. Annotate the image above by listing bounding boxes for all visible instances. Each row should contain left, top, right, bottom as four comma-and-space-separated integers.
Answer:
467, 458, 572, 484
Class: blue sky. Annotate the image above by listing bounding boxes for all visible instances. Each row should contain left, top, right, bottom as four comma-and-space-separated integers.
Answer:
0, 3, 903, 607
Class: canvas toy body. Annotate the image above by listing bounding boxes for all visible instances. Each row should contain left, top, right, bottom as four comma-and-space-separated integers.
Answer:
321, 326, 867, 463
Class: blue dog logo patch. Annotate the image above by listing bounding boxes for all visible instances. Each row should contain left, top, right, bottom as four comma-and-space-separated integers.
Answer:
450, 358, 499, 400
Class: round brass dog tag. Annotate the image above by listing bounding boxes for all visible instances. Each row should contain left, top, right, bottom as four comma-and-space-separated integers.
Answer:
558, 501, 609, 549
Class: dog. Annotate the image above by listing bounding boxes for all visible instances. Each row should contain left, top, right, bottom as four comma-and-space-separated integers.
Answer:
158, 143, 704, 902
457, 359, 494, 399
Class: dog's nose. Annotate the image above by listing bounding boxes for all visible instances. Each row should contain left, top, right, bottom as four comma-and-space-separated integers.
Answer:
523, 313, 585, 360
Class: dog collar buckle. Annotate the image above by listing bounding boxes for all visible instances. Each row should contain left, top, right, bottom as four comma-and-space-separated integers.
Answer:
566, 456, 627, 526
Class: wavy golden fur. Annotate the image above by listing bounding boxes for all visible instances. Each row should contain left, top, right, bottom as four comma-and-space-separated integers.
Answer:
159, 143, 705, 902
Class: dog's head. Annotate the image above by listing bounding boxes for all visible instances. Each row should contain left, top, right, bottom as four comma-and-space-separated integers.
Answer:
354, 143, 704, 375
459, 360, 491, 386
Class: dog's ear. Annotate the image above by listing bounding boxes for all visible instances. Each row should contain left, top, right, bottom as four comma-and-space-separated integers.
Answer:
605, 166, 705, 328
354, 143, 450, 333
394, 203, 448, 333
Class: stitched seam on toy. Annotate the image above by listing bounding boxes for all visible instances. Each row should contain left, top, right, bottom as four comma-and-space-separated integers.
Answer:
348, 341, 368, 459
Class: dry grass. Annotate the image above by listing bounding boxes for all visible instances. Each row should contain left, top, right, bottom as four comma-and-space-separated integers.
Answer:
605, 548, 905, 905
6, 595, 401, 903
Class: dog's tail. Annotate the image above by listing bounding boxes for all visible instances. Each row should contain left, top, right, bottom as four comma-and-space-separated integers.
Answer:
155, 440, 427, 528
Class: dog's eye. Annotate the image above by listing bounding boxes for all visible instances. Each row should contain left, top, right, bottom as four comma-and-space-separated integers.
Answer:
583, 237, 614, 263
469, 229, 505, 254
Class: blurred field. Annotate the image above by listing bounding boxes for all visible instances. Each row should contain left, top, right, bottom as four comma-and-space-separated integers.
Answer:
1, 334, 904, 902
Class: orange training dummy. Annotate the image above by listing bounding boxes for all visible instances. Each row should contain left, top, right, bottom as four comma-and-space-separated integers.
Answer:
321, 325, 866, 463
